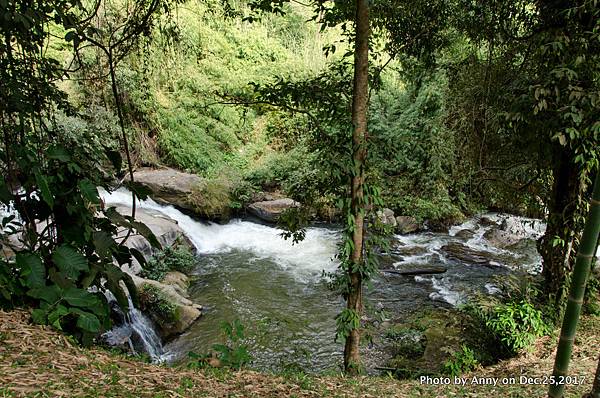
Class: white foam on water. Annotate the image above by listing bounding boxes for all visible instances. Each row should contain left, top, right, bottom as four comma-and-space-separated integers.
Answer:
429, 276, 464, 306
100, 188, 339, 281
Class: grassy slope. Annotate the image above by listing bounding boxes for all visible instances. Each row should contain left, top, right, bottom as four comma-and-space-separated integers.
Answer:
1, 309, 597, 397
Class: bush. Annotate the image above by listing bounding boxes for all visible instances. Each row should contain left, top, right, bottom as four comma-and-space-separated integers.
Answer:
443, 345, 479, 376
463, 278, 552, 357
138, 284, 178, 328
140, 242, 197, 281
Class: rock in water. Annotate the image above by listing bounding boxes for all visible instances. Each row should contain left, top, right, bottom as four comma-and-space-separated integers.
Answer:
129, 167, 203, 213
395, 216, 420, 234
440, 242, 501, 268
248, 198, 300, 223
112, 205, 193, 275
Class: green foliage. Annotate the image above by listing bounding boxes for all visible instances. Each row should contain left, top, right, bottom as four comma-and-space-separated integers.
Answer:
464, 278, 553, 357
0, 0, 170, 343
442, 345, 479, 376
140, 242, 198, 281
138, 284, 179, 327
212, 319, 252, 370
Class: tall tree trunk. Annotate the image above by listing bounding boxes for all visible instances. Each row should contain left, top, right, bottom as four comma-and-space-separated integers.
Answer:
548, 172, 600, 398
538, 148, 582, 305
344, 0, 369, 374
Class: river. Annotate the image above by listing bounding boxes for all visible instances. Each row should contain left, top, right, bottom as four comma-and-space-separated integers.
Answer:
101, 188, 546, 373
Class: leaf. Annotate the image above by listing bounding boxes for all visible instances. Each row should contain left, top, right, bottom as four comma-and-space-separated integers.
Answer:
124, 180, 152, 200
16, 252, 45, 288
131, 221, 162, 250
62, 287, 99, 308
79, 179, 100, 204
93, 231, 115, 260
105, 207, 130, 228
47, 304, 69, 330
31, 308, 47, 324
47, 145, 71, 162
129, 247, 147, 268
27, 284, 62, 304
71, 308, 101, 333
52, 245, 88, 279
34, 170, 54, 209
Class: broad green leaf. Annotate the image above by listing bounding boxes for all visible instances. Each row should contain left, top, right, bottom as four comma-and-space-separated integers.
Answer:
31, 308, 47, 324
62, 287, 98, 307
52, 245, 88, 279
93, 231, 115, 259
131, 221, 162, 250
34, 170, 54, 209
71, 308, 101, 333
16, 252, 45, 288
47, 304, 69, 330
27, 284, 62, 304
78, 179, 100, 204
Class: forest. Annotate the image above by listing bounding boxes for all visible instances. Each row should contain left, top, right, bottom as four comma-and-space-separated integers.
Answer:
0, 0, 599, 397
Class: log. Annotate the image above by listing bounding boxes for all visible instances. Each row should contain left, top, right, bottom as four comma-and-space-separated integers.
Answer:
380, 267, 447, 276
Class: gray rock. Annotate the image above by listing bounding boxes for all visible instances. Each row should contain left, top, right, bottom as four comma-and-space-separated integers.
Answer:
377, 208, 397, 227
440, 242, 501, 268
129, 167, 203, 213
113, 206, 194, 275
395, 216, 420, 234
483, 228, 522, 249
248, 198, 300, 223
132, 274, 202, 340
454, 229, 475, 239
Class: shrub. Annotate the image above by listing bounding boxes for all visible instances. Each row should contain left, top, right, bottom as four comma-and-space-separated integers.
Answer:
140, 242, 197, 281
443, 345, 479, 376
138, 284, 178, 328
464, 277, 553, 358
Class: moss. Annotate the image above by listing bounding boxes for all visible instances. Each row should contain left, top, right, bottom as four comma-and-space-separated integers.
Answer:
138, 284, 179, 329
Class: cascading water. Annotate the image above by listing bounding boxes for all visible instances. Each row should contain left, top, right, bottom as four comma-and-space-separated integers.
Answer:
98, 187, 590, 372
102, 293, 164, 361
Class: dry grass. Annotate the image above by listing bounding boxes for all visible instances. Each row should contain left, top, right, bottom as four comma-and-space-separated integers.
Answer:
0, 309, 597, 397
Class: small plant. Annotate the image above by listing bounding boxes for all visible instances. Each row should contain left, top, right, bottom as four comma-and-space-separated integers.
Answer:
212, 319, 252, 370
138, 284, 178, 328
140, 241, 197, 281
443, 345, 479, 376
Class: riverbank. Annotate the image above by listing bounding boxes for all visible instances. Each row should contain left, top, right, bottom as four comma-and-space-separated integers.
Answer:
1, 309, 597, 397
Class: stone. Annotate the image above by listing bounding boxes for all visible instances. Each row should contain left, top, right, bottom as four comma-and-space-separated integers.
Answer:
377, 208, 397, 227
395, 216, 420, 234
454, 228, 475, 239
161, 271, 189, 297
483, 228, 522, 249
247, 198, 300, 223
132, 274, 202, 340
440, 242, 501, 268
113, 205, 194, 275
129, 167, 203, 213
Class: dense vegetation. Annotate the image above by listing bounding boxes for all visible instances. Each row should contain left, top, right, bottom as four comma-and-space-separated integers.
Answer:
1, 0, 599, 395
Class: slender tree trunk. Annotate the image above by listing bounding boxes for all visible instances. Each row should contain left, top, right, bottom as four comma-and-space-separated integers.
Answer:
344, 0, 369, 375
538, 148, 581, 305
548, 172, 600, 398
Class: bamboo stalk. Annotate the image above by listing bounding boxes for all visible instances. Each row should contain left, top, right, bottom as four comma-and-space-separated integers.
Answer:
548, 172, 600, 398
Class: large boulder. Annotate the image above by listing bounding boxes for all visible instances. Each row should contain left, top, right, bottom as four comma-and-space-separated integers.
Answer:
440, 242, 501, 268
377, 208, 397, 227
113, 206, 193, 275
132, 273, 202, 340
248, 198, 300, 223
129, 167, 203, 213
395, 216, 420, 234
483, 228, 522, 249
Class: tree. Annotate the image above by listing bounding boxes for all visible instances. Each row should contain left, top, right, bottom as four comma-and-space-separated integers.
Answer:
0, 0, 170, 341
549, 172, 600, 398
344, 0, 369, 373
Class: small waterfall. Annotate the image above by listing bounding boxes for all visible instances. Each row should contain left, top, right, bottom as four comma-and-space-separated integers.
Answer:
102, 293, 164, 361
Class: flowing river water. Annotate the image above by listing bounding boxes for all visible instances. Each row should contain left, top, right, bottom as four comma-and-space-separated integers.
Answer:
101, 189, 547, 372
